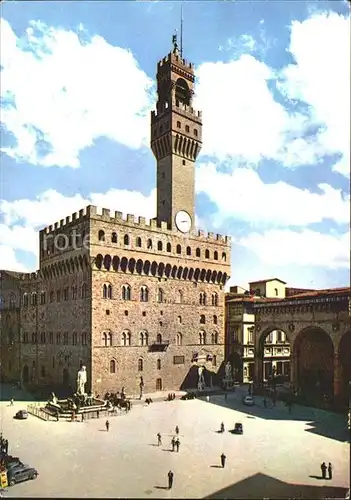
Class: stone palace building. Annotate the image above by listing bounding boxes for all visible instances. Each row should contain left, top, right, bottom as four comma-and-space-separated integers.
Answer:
0, 37, 231, 396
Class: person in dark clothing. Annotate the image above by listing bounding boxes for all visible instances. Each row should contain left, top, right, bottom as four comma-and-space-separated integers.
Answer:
157, 433, 162, 446
220, 453, 226, 468
171, 437, 175, 452
321, 462, 327, 479
328, 462, 332, 480
175, 426, 179, 435
168, 470, 174, 489
175, 438, 180, 452
105, 420, 110, 432
220, 422, 225, 433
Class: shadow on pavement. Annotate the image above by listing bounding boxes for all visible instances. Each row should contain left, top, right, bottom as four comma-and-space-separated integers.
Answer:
204, 472, 348, 499
202, 394, 348, 443
154, 486, 169, 490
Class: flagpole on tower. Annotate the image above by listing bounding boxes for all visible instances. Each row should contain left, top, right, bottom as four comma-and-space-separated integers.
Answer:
180, 3, 184, 58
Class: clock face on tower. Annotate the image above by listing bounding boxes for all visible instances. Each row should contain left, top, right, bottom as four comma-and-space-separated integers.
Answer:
175, 210, 192, 233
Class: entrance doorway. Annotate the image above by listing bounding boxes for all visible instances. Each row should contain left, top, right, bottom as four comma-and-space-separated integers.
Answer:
156, 378, 162, 391
22, 365, 29, 383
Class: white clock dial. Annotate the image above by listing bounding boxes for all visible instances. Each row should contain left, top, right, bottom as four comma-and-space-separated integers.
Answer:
175, 210, 192, 233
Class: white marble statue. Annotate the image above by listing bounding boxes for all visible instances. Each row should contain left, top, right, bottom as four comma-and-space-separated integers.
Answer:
225, 362, 232, 379
77, 365, 87, 395
198, 366, 205, 390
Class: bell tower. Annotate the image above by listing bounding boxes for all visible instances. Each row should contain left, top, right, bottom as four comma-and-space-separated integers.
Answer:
150, 35, 202, 232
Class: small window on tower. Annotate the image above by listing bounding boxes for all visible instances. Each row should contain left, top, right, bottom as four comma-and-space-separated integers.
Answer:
185, 125, 189, 132
182, 160, 186, 166
177, 121, 181, 128
194, 129, 198, 137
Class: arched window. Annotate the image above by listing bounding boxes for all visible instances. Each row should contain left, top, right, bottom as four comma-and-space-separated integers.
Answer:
103, 333, 108, 347
103, 284, 107, 299
205, 249, 210, 259
31, 293, 37, 306
200, 314, 206, 324
176, 333, 182, 346
124, 234, 130, 246
72, 332, 78, 345
199, 331, 206, 345
147, 239, 153, 249
177, 121, 181, 128
110, 359, 116, 373
157, 288, 164, 303
274, 288, 278, 296
136, 237, 142, 247
139, 332, 148, 346
211, 293, 218, 306
214, 251, 218, 260
98, 230, 105, 242
122, 330, 131, 346
196, 248, 201, 257
156, 334, 162, 344
140, 286, 149, 302
222, 252, 227, 262
138, 358, 143, 372
122, 285, 131, 301
176, 244, 181, 254
211, 332, 219, 344
40, 292, 46, 305
186, 246, 191, 256
213, 315, 218, 324
194, 129, 198, 137
177, 315, 182, 324
111, 232, 117, 243
177, 290, 183, 304
157, 241, 163, 251
107, 284, 112, 299
157, 359, 161, 370
199, 292, 207, 305
166, 242, 171, 252
23, 293, 29, 307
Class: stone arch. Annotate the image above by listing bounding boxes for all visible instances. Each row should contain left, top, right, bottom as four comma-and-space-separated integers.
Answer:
158, 262, 165, 277
177, 266, 183, 279
338, 330, 351, 403
194, 268, 200, 281
78, 255, 84, 269
222, 272, 228, 284
120, 257, 128, 272
200, 268, 206, 281
151, 261, 158, 276
165, 264, 172, 278
255, 326, 291, 386
157, 241, 163, 251
112, 256, 120, 271
171, 265, 177, 279
188, 268, 194, 281
136, 259, 143, 274
104, 254, 112, 270
95, 254, 103, 270
182, 267, 189, 280
128, 258, 136, 274
211, 270, 217, 283
205, 269, 212, 282
217, 271, 223, 284
294, 326, 334, 398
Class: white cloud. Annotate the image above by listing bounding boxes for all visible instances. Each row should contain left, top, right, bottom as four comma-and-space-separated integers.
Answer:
277, 12, 350, 176
0, 188, 156, 228
196, 163, 350, 227
0, 224, 38, 254
0, 245, 29, 272
236, 229, 350, 269
0, 19, 153, 168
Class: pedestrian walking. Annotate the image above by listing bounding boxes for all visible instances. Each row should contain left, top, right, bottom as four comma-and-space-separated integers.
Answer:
175, 425, 179, 435
171, 437, 175, 452
321, 462, 327, 479
10, 399, 14, 406
175, 438, 180, 452
220, 453, 226, 468
168, 470, 174, 489
105, 420, 110, 432
220, 422, 225, 433
157, 433, 162, 446
328, 462, 332, 480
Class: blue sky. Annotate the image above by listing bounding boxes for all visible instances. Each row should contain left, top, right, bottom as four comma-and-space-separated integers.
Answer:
0, 0, 350, 289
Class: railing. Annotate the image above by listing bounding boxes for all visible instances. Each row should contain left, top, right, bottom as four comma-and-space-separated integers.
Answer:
27, 404, 50, 421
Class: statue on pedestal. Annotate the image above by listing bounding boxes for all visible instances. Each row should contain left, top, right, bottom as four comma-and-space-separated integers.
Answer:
198, 366, 205, 391
225, 362, 232, 380
77, 366, 87, 395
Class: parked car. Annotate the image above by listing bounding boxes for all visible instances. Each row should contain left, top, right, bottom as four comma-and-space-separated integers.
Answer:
233, 423, 243, 434
243, 395, 255, 406
180, 393, 195, 400
7, 465, 38, 486
15, 410, 28, 420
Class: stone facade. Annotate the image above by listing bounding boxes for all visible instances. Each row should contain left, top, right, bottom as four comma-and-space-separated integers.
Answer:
0, 40, 231, 396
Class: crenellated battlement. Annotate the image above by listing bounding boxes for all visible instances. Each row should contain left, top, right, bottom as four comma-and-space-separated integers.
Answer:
157, 52, 194, 72
42, 206, 90, 234
151, 100, 202, 124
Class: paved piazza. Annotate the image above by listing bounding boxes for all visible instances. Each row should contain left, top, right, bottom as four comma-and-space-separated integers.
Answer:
0, 390, 349, 499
